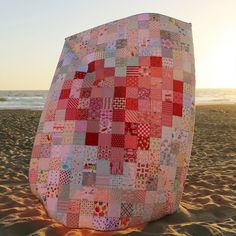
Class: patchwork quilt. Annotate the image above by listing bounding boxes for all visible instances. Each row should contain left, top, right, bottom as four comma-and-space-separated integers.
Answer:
28, 12, 195, 231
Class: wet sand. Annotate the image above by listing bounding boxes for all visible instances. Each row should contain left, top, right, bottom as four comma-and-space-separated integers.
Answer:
0, 105, 235, 236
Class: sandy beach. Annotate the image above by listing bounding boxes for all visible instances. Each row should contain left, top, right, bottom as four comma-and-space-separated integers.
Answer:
0, 104, 235, 236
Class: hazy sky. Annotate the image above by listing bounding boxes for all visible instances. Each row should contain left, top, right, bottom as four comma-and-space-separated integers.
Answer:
1, 0, 236, 90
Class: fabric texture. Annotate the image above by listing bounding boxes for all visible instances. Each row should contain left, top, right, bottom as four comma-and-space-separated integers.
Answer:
28, 12, 195, 231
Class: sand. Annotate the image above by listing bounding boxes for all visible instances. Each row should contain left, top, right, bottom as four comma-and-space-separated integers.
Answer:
0, 105, 235, 236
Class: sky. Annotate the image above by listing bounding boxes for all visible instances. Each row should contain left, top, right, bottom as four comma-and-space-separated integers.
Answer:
0, 0, 236, 90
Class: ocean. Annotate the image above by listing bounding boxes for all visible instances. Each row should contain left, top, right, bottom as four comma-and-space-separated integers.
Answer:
0, 89, 235, 110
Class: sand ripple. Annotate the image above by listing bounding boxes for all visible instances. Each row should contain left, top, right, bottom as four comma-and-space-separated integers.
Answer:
0, 106, 236, 235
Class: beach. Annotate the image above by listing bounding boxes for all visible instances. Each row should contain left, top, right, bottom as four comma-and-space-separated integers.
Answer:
0, 105, 235, 236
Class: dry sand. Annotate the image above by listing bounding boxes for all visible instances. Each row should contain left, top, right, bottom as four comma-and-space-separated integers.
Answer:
0, 105, 235, 236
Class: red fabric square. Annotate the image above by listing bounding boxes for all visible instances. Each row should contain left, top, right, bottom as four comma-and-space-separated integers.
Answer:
62, 80, 73, 89
59, 170, 71, 184
124, 148, 137, 162
67, 98, 79, 109
126, 98, 138, 110
66, 213, 79, 227
139, 56, 150, 66
150, 67, 162, 77
59, 89, 71, 100
173, 103, 182, 116
95, 68, 104, 80
77, 109, 88, 120
111, 134, 125, 147
57, 99, 68, 109
162, 101, 173, 116
80, 88, 91, 98
125, 110, 138, 122
126, 66, 140, 77
114, 87, 126, 97
87, 120, 99, 133
173, 91, 183, 104
125, 122, 138, 135
88, 61, 95, 73
65, 108, 78, 120
74, 71, 86, 79
68, 199, 80, 213
161, 114, 172, 127
137, 123, 151, 137
137, 136, 150, 150
112, 110, 125, 121
125, 135, 137, 149
98, 134, 111, 147
88, 108, 100, 120
114, 76, 126, 87
85, 132, 98, 146
104, 68, 115, 77
163, 78, 173, 90
150, 124, 162, 138
126, 76, 138, 87
173, 80, 183, 93
95, 59, 104, 68
150, 56, 162, 67
162, 68, 173, 80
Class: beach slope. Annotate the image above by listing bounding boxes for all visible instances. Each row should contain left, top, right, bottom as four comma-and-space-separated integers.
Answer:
0, 105, 235, 236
